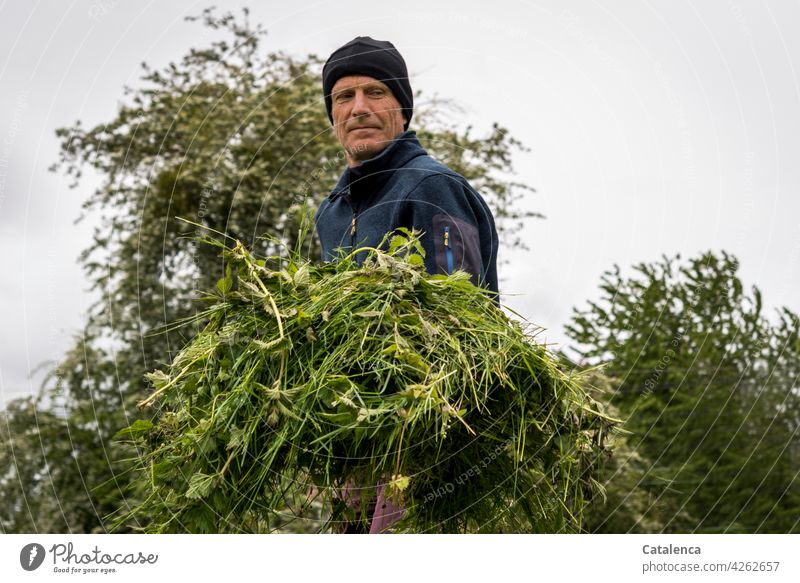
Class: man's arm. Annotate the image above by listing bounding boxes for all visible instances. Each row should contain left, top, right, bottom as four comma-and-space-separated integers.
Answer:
395, 174, 499, 296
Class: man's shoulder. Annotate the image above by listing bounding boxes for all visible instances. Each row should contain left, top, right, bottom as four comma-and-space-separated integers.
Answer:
400, 152, 472, 192
314, 195, 330, 217
403, 151, 458, 175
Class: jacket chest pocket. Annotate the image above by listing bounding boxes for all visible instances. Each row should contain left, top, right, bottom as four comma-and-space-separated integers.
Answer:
432, 213, 482, 286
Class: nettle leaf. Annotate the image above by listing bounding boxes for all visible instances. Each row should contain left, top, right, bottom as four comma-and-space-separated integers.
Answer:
114, 419, 154, 440
185, 472, 216, 500
145, 369, 170, 389
216, 264, 233, 294
388, 234, 407, 255
408, 254, 424, 267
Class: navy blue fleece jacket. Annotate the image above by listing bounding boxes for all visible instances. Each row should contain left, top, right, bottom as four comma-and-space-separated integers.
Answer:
314, 131, 499, 299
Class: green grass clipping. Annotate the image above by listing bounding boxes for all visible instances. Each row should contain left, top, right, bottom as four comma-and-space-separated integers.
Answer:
114, 227, 615, 533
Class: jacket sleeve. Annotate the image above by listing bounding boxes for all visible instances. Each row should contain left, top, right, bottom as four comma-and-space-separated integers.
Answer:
395, 174, 489, 288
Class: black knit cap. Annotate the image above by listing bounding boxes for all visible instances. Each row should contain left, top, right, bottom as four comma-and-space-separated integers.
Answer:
322, 36, 413, 130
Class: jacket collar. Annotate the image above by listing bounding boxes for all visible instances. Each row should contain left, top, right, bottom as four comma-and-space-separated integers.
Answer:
328, 130, 427, 203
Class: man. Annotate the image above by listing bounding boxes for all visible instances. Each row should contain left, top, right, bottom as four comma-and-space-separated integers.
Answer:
314, 36, 500, 533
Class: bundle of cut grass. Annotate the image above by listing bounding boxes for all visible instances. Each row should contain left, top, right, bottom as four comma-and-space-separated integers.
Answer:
115, 228, 614, 533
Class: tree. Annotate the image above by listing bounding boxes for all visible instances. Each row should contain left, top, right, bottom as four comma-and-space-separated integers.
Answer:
572, 370, 693, 533
0, 7, 540, 533
567, 250, 800, 533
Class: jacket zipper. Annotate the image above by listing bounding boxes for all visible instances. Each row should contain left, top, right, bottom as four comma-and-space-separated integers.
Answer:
342, 189, 357, 248
444, 226, 453, 275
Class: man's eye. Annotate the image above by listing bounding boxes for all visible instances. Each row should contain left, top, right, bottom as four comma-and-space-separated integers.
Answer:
369, 90, 384, 96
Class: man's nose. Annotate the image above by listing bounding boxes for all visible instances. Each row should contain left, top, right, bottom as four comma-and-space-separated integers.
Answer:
351, 90, 370, 116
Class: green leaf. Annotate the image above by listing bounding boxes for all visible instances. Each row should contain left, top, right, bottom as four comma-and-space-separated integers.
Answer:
408, 254, 424, 267
185, 472, 215, 500
293, 264, 310, 287
216, 264, 233, 294
354, 310, 383, 318
145, 369, 170, 389
388, 234, 406, 254
389, 473, 410, 492
113, 419, 154, 440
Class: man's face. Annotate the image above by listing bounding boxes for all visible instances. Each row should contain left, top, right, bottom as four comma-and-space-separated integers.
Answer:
331, 75, 406, 166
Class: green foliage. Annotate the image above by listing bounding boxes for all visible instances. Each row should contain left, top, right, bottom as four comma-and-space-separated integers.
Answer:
114, 229, 613, 533
574, 371, 693, 533
567, 251, 800, 533
0, 394, 128, 534
0, 7, 540, 533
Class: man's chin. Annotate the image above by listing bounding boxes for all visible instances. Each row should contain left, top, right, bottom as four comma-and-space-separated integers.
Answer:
346, 138, 388, 162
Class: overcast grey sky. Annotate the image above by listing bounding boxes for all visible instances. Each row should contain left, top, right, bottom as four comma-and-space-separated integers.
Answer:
1, 0, 799, 404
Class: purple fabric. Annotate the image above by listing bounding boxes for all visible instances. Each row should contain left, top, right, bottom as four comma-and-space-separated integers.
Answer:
368, 483, 405, 534
338, 480, 405, 533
